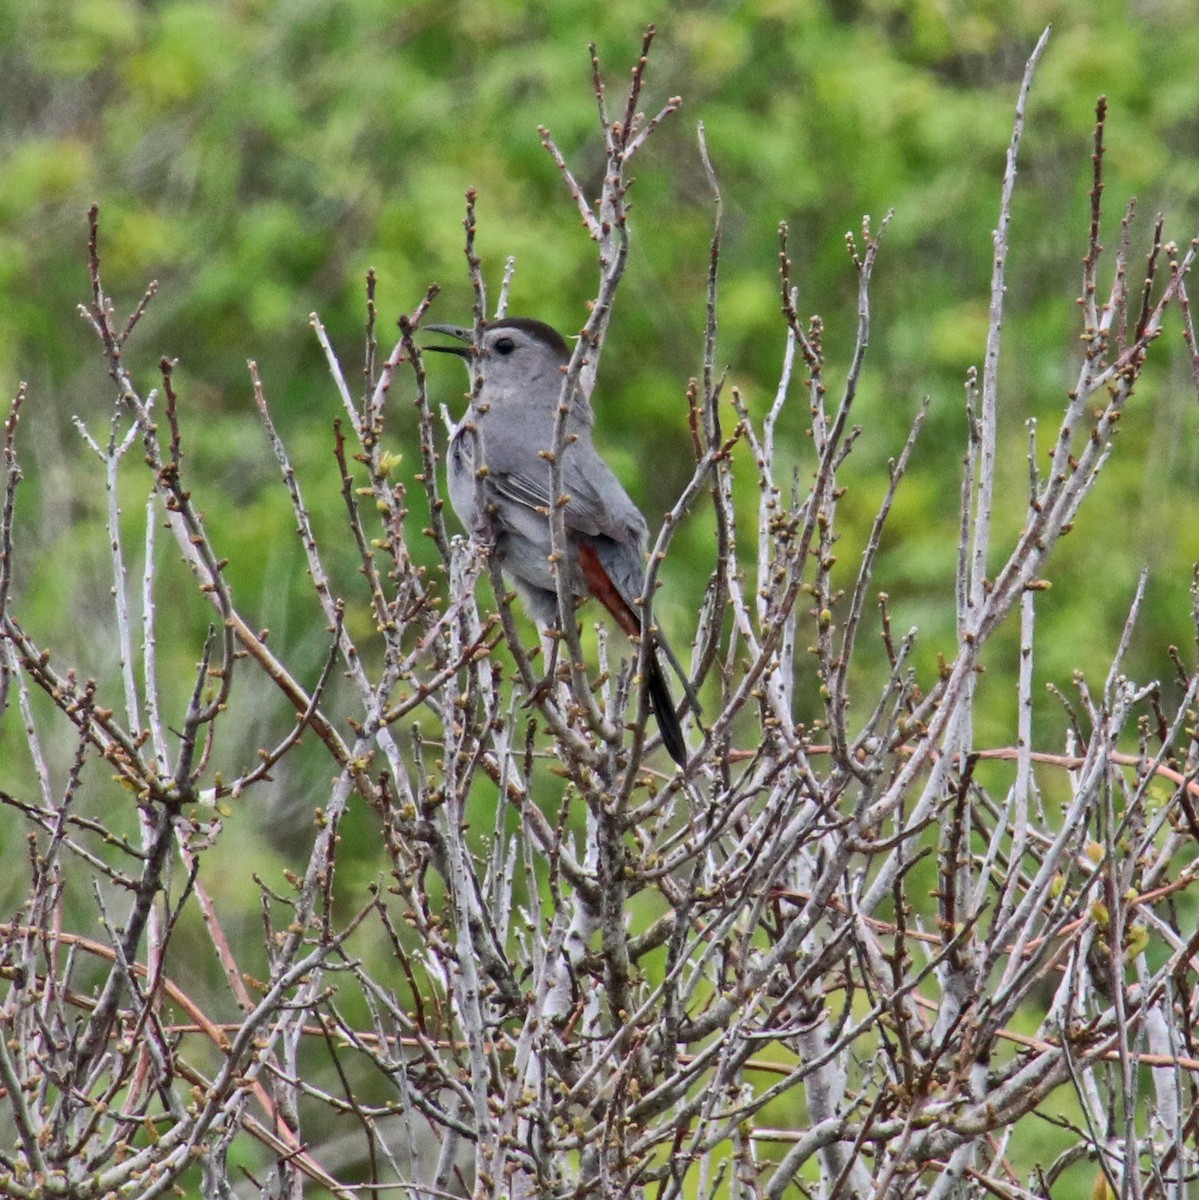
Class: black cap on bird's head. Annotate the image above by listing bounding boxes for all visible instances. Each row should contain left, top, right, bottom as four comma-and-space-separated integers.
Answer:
423, 317, 572, 363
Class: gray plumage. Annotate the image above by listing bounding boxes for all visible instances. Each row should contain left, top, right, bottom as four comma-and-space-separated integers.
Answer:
426, 317, 688, 767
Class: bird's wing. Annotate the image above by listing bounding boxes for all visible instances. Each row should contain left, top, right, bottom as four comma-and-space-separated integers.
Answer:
482, 437, 647, 548
476, 410, 649, 597
559, 446, 648, 547
490, 470, 552, 514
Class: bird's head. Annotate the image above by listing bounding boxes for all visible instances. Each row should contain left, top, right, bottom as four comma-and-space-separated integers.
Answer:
424, 318, 572, 398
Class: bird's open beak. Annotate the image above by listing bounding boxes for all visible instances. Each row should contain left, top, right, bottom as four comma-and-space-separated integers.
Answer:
422, 324, 472, 357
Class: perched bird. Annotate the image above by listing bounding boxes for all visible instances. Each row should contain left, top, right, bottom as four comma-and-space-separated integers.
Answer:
425, 317, 689, 767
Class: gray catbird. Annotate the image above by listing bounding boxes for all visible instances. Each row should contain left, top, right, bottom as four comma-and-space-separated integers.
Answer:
425, 317, 688, 767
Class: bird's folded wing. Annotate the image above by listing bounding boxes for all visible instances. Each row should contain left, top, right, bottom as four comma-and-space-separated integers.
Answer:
491, 469, 639, 547
491, 471, 552, 514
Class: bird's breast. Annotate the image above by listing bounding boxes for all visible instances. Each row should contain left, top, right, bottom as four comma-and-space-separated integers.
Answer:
447, 427, 480, 530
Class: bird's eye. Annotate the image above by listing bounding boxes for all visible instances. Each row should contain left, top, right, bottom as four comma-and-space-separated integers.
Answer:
494, 337, 515, 356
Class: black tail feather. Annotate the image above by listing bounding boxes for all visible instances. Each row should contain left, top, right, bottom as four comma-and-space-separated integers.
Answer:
654, 626, 702, 717
646, 650, 688, 768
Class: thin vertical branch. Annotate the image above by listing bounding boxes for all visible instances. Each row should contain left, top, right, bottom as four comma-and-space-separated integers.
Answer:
970, 26, 1051, 623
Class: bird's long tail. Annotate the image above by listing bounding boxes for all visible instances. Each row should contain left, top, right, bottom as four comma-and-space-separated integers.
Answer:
576, 541, 690, 768
646, 649, 688, 768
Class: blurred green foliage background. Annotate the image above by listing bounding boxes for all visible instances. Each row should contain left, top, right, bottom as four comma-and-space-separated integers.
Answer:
4, 0, 1198, 720
3, 1, 1199, 1189
4, 0, 1199, 886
